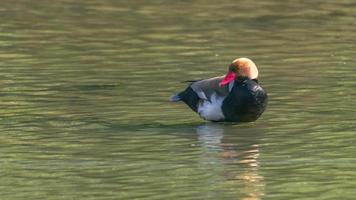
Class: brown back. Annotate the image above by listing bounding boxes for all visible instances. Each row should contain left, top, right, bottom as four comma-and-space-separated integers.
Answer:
190, 75, 229, 99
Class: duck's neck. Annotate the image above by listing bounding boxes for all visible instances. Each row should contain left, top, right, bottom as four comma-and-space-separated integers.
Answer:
235, 76, 258, 83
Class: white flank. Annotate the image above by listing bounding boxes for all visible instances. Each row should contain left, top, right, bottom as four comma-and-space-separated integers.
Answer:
197, 93, 225, 121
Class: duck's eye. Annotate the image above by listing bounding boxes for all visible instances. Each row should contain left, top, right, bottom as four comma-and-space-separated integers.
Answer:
229, 64, 237, 72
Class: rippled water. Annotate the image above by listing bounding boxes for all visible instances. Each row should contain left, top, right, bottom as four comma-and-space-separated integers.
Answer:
1, 0, 356, 199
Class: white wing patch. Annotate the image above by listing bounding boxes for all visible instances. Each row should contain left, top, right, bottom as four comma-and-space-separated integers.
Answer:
195, 90, 208, 100
197, 93, 225, 121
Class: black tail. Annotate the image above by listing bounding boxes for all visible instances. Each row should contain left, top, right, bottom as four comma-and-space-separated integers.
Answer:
176, 87, 200, 112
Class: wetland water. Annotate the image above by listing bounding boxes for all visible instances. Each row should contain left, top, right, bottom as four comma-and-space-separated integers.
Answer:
1, 0, 356, 199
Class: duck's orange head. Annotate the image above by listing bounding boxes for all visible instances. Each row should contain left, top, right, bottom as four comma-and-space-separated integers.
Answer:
219, 57, 259, 86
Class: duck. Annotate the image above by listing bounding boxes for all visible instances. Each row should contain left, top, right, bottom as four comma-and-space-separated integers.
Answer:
170, 57, 268, 122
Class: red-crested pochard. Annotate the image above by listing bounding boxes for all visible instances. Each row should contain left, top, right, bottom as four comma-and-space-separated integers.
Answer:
170, 57, 268, 122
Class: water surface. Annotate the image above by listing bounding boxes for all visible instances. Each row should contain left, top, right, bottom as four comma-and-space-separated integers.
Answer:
1, 0, 356, 199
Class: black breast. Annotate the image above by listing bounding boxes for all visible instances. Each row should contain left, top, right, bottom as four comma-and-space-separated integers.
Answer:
222, 78, 268, 122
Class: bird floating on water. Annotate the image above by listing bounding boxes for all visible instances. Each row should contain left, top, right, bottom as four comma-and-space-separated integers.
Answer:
170, 57, 268, 122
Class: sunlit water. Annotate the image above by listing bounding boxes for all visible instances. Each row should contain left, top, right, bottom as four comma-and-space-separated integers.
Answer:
1, 0, 356, 199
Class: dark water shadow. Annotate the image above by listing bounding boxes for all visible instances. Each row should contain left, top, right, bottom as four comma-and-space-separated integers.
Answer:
95, 116, 265, 133
195, 123, 265, 199
84, 118, 266, 199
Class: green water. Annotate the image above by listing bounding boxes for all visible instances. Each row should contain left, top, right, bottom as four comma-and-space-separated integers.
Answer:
1, 0, 356, 199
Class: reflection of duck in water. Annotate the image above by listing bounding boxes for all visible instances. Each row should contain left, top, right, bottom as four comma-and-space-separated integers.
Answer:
197, 123, 265, 200
171, 58, 268, 122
